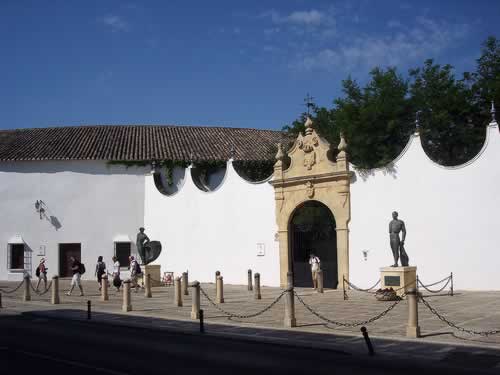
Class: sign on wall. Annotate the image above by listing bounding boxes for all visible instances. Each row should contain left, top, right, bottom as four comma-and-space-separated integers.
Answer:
257, 243, 265, 256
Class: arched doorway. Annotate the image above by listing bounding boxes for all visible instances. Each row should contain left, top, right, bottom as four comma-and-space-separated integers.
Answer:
289, 201, 338, 288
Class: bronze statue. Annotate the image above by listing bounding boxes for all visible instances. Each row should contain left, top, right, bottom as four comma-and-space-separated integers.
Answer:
389, 211, 409, 267
136, 227, 162, 265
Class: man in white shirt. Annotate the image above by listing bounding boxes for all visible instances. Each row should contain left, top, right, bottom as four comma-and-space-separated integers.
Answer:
308, 253, 321, 289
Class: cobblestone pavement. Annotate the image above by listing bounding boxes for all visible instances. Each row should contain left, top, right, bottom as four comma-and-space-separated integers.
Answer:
1, 279, 500, 352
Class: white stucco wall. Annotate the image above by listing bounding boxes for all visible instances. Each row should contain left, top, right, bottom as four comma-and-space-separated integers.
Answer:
349, 121, 500, 290
144, 161, 279, 286
0, 161, 147, 281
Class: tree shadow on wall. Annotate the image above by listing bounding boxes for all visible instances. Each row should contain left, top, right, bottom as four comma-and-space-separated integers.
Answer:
353, 163, 399, 182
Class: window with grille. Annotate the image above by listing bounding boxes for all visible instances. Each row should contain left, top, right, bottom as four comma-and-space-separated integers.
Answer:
115, 242, 131, 268
9, 244, 25, 270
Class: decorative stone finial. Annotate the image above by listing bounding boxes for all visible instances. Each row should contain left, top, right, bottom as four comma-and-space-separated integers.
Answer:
491, 101, 496, 122
304, 117, 314, 136
275, 143, 284, 161
230, 145, 236, 159
338, 132, 347, 152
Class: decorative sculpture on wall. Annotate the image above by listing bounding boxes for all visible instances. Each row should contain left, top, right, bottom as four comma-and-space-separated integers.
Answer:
389, 211, 409, 267
298, 117, 319, 170
136, 227, 162, 265
305, 181, 314, 198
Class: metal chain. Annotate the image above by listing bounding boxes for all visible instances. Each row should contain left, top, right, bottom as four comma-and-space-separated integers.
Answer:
30, 280, 53, 296
418, 274, 452, 288
419, 295, 500, 336
418, 277, 451, 294
0, 280, 26, 294
199, 286, 286, 319
295, 290, 403, 327
345, 279, 380, 293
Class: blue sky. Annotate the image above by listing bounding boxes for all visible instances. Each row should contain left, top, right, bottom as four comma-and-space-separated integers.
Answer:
1, 0, 498, 131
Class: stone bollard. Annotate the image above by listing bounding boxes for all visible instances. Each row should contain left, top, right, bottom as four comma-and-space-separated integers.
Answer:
284, 272, 296, 328
122, 280, 132, 312
0, 292, 2, 308
316, 270, 324, 293
216, 276, 224, 303
406, 288, 420, 338
23, 275, 31, 302
101, 275, 109, 301
215, 271, 220, 285
190, 281, 200, 320
174, 277, 183, 307
145, 274, 152, 298
182, 272, 189, 296
254, 273, 261, 300
51, 276, 60, 305
247, 269, 253, 291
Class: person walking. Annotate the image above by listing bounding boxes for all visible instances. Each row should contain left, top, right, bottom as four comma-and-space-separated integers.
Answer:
129, 256, 141, 293
112, 256, 121, 291
308, 253, 321, 290
66, 256, 84, 296
35, 258, 48, 291
95, 256, 107, 291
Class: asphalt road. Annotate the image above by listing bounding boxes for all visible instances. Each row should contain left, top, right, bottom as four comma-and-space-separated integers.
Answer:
0, 314, 493, 375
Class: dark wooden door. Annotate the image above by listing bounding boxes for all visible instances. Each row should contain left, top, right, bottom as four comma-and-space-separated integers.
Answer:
59, 243, 81, 277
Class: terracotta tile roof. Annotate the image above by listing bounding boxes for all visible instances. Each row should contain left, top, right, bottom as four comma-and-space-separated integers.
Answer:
0, 125, 288, 162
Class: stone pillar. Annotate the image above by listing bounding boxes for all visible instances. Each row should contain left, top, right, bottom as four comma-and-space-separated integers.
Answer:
278, 230, 289, 288
406, 288, 420, 338
122, 280, 132, 312
174, 276, 183, 307
336, 226, 350, 287
145, 273, 152, 298
182, 272, 189, 296
23, 275, 31, 302
247, 269, 253, 291
316, 270, 324, 293
190, 281, 200, 320
284, 272, 296, 328
215, 271, 220, 285
101, 275, 109, 301
216, 276, 224, 303
51, 275, 60, 305
254, 273, 261, 300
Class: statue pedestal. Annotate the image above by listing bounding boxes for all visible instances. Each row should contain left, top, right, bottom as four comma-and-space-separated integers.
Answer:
380, 266, 416, 297
143, 264, 162, 287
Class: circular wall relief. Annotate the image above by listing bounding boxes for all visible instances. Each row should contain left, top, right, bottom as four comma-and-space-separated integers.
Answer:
153, 166, 186, 196
191, 163, 227, 192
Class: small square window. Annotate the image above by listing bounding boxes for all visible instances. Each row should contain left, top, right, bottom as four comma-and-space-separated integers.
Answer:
115, 242, 131, 268
10, 244, 25, 270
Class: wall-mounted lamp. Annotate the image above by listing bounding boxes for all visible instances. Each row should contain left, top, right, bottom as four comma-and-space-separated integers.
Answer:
35, 200, 45, 219
362, 250, 369, 261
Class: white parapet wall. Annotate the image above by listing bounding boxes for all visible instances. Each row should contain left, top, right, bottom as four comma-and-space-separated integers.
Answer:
144, 161, 280, 287
0, 161, 146, 281
349, 122, 500, 290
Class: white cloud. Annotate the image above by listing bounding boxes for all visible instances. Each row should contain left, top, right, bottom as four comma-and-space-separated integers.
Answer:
101, 15, 129, 32
261, 8, 335, 28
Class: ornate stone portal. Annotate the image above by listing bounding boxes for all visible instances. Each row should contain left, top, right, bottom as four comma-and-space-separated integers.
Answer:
270, 118, 352, 288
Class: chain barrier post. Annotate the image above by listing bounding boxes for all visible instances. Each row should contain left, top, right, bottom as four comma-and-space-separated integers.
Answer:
254, 273, 261, 300
450, 272, 454, 296
23, 274, 31, 302
182, 272, 189, 296
342, 275, 348, 301
199, 309, 205, 333
87, 300, 91, 320
174, 276, 183, 307
51, 276, 60, 305
122, 280, 132, 312
216, 275, 224, 303
360, 327, 375, 356
145, 273, 152, 298
0, 292, 2, 308
191, 281, 200, 320
247, 269, 253, 291
406, 288, 420, 338
101, 275, 109, 301
284, 272, 297, 328
215, 271, 220, 285
317, 270, 324, 293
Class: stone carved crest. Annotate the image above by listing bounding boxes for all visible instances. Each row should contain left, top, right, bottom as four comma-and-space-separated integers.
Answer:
305, 181, 314, 198
298, 118, 319, 170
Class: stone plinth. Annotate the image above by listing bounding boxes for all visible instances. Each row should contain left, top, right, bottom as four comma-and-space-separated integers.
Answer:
380, 266, 416, 297
143, 264, 161, 287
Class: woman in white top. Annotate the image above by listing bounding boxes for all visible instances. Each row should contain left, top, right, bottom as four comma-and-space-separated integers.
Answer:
309, 253, 321, 289
112, 256, 121, 291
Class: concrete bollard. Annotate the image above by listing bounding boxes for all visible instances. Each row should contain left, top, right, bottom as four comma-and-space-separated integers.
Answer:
0, 292, 2, 308
216, 276, 224, 303
23, 275, 31, 302
284, 272, 296, 328
51, 276, 60, 305
101, 275, 109, 301
182, 272, 189, 296
122, 280, 132, 312
254, 273, 261, 300
215, 271, 220, 285
174, 277, 183, 307
316, 270, 324, 293
406, 288, 420, 338
145, 274, 152, 298
190, 281, 200, 320
247, 269, 253, 291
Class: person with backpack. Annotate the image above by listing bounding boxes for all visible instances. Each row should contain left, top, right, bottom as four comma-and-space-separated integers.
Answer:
35, 258, 48, 291
95, 256, 107, 291
66, 256, 84, 296
129, 255, 142, 293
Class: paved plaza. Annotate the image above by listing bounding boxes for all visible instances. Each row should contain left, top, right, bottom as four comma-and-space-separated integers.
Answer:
0, 279, 500, 363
